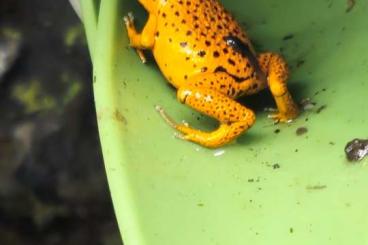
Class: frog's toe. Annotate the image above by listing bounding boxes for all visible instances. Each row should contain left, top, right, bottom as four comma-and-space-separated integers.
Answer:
174, 132, 186, 140
123, 12, 134, 26
123, 16, 131, 26
127, 12, 134, 21
155, 105, 177, 129
156, 105, 195, 141
268, 113, 294, 124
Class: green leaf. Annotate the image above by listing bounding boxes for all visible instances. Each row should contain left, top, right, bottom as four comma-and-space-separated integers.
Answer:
83, 0, 368, 244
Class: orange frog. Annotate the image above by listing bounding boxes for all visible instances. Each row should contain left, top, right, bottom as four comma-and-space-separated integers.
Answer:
124, 0, 299, 148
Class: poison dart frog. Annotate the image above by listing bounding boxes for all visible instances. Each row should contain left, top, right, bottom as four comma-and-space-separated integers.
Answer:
124, 0, 299, 148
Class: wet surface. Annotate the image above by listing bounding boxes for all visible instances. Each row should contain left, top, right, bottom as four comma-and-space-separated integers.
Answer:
0, 1, 121, 245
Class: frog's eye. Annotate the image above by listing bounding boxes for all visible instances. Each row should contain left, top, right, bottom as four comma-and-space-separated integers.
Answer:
223, 35, 249, 56
224, 36, 237, 47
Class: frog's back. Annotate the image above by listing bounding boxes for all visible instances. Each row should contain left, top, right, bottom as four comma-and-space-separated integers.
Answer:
153, 0, 256, 88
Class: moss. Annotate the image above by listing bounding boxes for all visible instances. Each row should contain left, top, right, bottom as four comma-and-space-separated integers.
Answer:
64, 25, 85, 47
61, 72, 83, 104
12, 80, 57, 113
1, 27, 22, 40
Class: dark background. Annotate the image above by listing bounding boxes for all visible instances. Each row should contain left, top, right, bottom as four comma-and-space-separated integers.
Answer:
0, 1, 121, 244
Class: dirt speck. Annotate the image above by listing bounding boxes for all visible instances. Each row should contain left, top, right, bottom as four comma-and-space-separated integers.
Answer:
282, 34, 294, 41
296, 60, 305, 68
314, 88, 327, 96
306, 185, 327, 190
316, 105, 327, 114
248, 177, 261, 183
296, 127, 308, 136
274, 129, 280, 134
114, 109, 127, 124
346, 0, 355, 12
273, 163, 280, 169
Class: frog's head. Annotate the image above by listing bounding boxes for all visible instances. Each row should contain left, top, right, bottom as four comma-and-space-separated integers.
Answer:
224, 36, 267, 83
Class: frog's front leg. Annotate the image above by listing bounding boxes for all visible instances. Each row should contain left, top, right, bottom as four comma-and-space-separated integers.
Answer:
258, 52, 299, 122
157, 74, 256, 148
124, 13, 157, 63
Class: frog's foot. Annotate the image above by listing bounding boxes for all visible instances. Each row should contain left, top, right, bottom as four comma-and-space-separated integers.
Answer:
155, 105, 190, 140
267, 92, 299, 123
156, 82, 256, 148
258, 52, 300, 122
124, 12, 147, 63
267, 91, 299, 123
123, 12, 134, 26
268, 112, 295, 124
123, 12, 137, 42
156, 105, 240, 147
124, 12, 157, 63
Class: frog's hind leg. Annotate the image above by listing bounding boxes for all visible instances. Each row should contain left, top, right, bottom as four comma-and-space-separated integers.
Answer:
157, 74, 256, 148
124, 11, 157, 63
258, 52, 299, 122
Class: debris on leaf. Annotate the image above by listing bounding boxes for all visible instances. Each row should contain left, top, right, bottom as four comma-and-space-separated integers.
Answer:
282, 34, 294, 41
345, 138, 368, 162
306, 185, 327, 190
296, 60, 305, 68
213, 149, 225, 157
346, 0, 356, 13
300, 98, 316, 111
296, 127, 308, 136
316, 105, 327, 114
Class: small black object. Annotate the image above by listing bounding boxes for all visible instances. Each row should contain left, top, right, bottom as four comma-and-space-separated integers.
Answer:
344, 138, 368, 162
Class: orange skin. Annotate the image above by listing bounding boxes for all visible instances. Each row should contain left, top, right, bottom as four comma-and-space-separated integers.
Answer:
124, 0, 299, 148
